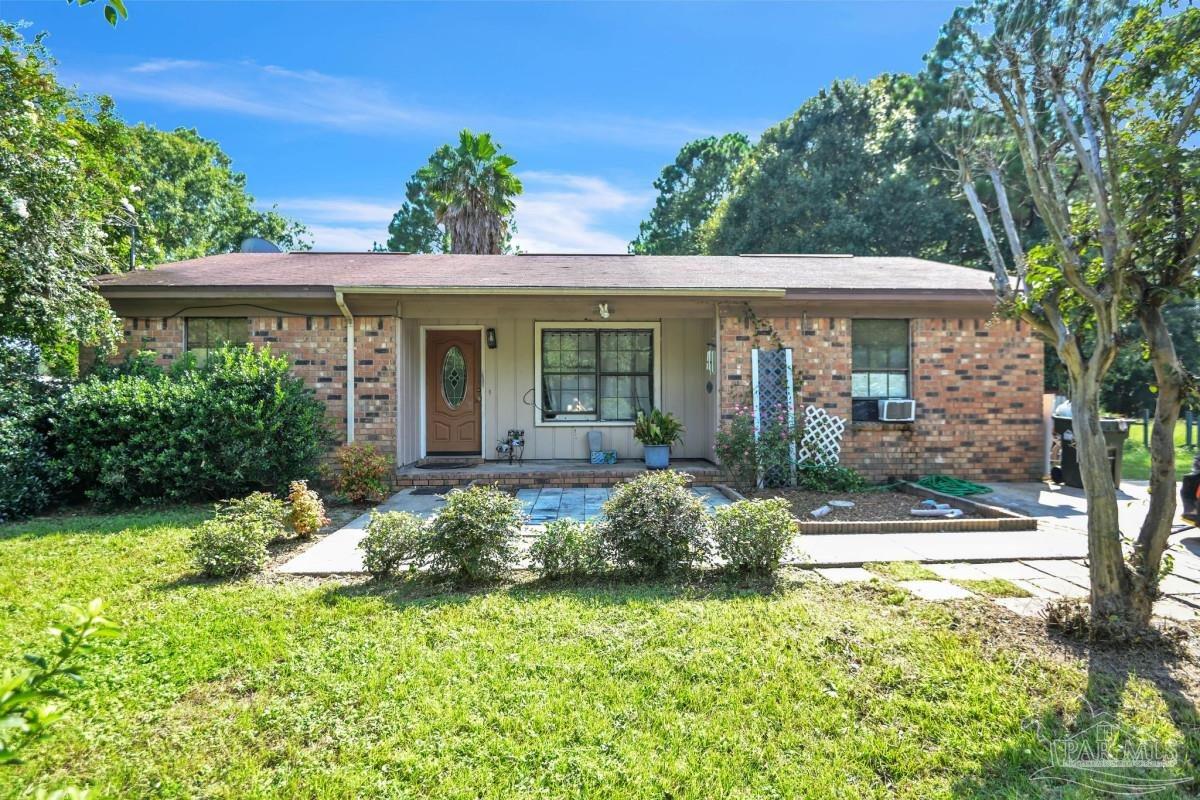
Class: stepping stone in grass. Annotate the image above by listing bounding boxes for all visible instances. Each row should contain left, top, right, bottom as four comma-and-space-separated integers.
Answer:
815, 567, 875, 584
896, 580, 975, 601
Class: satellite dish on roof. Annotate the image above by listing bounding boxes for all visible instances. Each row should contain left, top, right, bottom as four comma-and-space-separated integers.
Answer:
239, 237, 283, 253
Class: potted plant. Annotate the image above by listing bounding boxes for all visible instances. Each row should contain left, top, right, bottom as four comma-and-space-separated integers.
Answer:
633, 409, 684, 469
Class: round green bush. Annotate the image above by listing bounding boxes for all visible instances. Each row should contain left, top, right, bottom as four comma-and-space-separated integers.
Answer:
601, 470, 710, 576
189, 517, 270, 578
529, 519, 608, 579
52, 344, 330, 507
712, 498, 797, 576
424, 485, 523, 581
359, 510, 426, 577
187, 491, 287, 577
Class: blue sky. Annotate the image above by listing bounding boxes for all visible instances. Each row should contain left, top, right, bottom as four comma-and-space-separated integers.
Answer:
8, 1, 960, 251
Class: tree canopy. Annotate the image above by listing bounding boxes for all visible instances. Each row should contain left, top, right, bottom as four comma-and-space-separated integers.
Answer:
934, 0, 1199, 629
123, 125, 309, 266
387, 130, 521, 254
0, 23, 307, 356
629, 133, 750, 255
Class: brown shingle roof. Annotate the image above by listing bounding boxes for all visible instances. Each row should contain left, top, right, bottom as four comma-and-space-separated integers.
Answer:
96, 252, 994, 295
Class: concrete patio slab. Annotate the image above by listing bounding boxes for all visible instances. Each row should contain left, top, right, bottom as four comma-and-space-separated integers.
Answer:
1153, 599, 1198, 622
814, 567, 875, 584
1024, 559, 1091, 587
1012, 576, 1089, 599
897, 580, 975, 601
971, 561, 1052, 581
993, 596, 1051, 618
1159, 573, 1200, 596
793, 529, 1087, 567
927, 563, 991, 580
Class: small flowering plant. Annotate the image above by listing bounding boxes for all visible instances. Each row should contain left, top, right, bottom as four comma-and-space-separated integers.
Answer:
714, 400, 800, 494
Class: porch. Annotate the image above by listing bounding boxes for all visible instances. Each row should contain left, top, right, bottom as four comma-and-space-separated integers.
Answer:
395, 458, 723, 489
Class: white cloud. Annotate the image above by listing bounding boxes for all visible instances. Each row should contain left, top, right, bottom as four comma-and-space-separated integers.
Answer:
265, 173, 651, 253
80, 59, 753, 147
513, 172, 652, 253
267, 196, 398, 252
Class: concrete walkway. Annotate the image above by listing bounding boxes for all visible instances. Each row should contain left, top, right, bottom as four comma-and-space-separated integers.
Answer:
803, 481, 1200, 622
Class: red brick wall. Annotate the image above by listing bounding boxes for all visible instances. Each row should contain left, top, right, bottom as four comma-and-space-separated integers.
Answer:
718, 310, 1045, 482
111, 316, 185, 365
105, 314, 397, 462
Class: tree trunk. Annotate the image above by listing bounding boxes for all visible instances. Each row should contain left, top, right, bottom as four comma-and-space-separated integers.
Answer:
1070, 379, 1135, 622
1127, 305, 1186, 627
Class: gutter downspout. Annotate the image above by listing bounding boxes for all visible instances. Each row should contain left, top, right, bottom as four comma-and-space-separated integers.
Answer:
335, 290, 355, 444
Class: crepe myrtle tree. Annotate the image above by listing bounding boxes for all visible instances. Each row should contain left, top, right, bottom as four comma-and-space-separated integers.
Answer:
936, 0, 1200, 633
932, 0, 1199, 630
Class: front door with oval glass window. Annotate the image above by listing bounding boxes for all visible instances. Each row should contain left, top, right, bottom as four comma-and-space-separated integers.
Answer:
425, 330, 482, 455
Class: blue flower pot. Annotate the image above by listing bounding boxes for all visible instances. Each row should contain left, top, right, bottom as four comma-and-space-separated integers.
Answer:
643, 444, 670, 470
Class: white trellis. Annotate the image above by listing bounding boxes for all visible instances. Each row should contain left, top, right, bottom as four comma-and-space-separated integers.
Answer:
796, 405, 846, 467
751, 347, 796, 486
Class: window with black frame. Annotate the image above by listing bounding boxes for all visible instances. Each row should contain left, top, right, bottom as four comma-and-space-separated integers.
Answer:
851, 319, 909, 421
185, 318, 249, 364
541, 328, 653, 422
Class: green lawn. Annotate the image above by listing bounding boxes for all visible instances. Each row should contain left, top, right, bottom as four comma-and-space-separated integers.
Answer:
2, 510, 1198, 798
1122, 419, 1198, 481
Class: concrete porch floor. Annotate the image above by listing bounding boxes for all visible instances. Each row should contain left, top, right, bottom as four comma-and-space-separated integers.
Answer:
395, 458, 722, 488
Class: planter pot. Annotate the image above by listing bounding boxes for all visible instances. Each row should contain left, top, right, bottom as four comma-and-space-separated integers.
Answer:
643, 444, 671, 470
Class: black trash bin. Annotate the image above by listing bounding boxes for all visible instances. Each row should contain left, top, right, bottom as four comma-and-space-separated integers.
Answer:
1052, 416, 1131, 488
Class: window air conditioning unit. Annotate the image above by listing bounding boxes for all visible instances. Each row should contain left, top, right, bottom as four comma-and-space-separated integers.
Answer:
878, 399, 916, 422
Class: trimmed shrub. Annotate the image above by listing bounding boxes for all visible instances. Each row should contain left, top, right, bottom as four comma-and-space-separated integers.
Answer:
221, 491, 288, 542
424, 485, 523, 581
189, 517, 269, 577
51, 344, 330, 507
286, 480, 329, 538
712, 498, 797, 576
796, 464, 867, 493
359, 510, 426, 577
601, 470, 710, 576
333, 442, 392, 504
188, 491, 286, 577
529, 519, 608, 579
0, 342, 63, 522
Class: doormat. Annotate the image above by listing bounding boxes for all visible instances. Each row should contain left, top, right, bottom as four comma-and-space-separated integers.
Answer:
414, 461, 474, 470
410, 486, 457, 495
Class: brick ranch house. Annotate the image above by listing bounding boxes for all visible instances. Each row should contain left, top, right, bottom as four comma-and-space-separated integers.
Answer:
95, 252, 1045, 483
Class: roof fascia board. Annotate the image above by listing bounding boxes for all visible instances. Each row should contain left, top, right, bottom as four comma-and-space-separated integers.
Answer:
333, 286, 787, 297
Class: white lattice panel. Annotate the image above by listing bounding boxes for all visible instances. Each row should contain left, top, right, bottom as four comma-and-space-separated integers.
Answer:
797, 405, 846, 466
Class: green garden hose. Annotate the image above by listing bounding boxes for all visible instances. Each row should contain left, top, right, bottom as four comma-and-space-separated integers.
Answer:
915, 475, 993, 496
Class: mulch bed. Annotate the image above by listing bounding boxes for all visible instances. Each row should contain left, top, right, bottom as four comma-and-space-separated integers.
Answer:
757, 488, 978, 521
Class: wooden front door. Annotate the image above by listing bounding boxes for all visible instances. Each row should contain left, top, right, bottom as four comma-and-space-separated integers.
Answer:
425, 330, 482, 455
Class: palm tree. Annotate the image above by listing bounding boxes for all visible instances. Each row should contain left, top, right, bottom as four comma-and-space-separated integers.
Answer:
417, 130, 522, 254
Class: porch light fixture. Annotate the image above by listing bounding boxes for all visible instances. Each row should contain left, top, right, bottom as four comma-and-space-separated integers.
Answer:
486, 328, 497, 349
596, 303, 611, 319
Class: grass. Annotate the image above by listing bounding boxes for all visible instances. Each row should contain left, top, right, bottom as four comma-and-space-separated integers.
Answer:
2, 509, 1198, 798
1122, 419, 1198, 481
863, 561, 940, 581
952, 578, 1033, 598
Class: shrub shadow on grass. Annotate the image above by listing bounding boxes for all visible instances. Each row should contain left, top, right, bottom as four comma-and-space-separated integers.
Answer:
0, 504, 210, 542
319, 567, 800, 612
952, 622, 1200, 797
